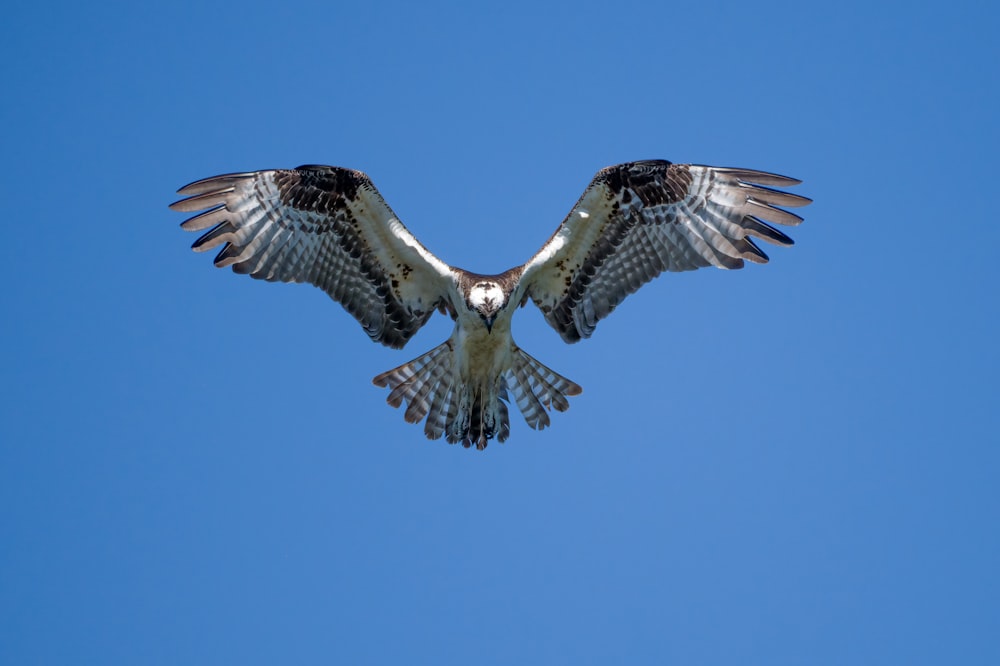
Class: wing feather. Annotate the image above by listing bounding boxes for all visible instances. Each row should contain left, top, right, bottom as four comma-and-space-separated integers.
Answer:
170, 166, 455, 348
519, 160, 810, 342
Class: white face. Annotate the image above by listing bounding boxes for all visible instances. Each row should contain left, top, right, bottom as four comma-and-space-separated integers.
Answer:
468, 282, 505, 312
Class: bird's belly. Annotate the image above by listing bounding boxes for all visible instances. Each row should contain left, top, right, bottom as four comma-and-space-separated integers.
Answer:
454, 324, 513, 386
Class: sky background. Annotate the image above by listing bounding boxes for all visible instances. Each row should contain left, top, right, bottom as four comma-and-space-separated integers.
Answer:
2, 1, 998, 663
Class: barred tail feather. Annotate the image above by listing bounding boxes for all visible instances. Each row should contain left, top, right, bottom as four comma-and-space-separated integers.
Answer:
372, 341, 510, 449
372, 341, 455, 438
506, 347, 583, 431
424, 382, 458, 441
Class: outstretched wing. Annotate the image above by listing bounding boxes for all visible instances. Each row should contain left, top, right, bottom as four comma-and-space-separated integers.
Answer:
170, 165, 455, 348
518, 160, 811, 342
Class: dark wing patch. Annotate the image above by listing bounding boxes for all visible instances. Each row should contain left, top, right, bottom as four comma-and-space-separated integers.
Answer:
519, 161, 810, 342
170, 166, 455, 348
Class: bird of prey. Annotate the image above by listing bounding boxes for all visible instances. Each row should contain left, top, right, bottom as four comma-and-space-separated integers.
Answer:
171, 160, 810, 449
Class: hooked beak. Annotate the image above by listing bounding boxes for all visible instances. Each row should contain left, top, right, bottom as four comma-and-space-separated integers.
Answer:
483, 315, 495, 333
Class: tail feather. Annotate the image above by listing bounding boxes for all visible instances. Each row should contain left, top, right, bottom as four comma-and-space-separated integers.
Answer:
403, 373, 441, 424
373, 341, 508, 449
440, 385, 463, 442
495, 396, 510, 442
373, 341, 453, 416
506, 347, 583, 431
401, 349, 457, 426
373, 341, 582, 448
423, 382, 456, 440
508, 360, 550, 430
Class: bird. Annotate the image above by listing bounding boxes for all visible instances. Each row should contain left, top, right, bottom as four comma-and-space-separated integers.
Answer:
170, 160, 810, 449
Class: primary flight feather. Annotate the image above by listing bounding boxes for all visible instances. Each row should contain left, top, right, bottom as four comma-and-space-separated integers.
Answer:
171, 160, 810, 449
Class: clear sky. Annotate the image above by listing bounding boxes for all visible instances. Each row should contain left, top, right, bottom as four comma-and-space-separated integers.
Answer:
2, 1, 997, 663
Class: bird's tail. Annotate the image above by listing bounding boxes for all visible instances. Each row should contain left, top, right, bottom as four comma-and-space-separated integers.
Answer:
372, 342, 582, 450
372, 340, 458, 439
504, 346, 583, 432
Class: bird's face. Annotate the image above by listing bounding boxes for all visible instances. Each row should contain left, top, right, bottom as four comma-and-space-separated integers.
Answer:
467, 281, 507, 332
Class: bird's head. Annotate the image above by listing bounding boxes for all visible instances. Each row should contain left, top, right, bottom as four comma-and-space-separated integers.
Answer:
466, 281, 507, 333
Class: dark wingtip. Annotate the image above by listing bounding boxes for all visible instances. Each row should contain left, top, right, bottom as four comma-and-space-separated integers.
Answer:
175, 172, 256, 196
293, 164, 340, 171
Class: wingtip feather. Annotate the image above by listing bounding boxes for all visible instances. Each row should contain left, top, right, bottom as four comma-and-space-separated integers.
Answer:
714, 167, 804, 187
168, 188, 236, 212
178, 205, 228, 231
175, 172, 256, 196
739, 238, 770, 263
741, 183, 812, 208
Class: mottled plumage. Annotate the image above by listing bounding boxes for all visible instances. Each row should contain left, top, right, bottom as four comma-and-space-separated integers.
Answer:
171, 160, 810, 449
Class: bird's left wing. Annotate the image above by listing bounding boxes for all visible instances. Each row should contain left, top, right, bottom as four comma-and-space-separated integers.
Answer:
170, 165, 455, 348
518, 160, 811, 342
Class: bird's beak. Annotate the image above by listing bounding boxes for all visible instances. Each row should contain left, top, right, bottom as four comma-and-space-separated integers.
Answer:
483, 315, 495, 333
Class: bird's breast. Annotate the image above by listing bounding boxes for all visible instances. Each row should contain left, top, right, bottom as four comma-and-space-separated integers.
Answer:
453, 312, 515, 385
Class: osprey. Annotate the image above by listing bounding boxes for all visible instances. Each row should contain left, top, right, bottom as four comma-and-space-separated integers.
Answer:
171, 160, 810, 449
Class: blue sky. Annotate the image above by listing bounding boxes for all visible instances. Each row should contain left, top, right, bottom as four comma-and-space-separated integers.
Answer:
2, 0, 997, 663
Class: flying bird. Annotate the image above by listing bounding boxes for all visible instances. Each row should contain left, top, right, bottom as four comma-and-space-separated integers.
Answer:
171, 160, 810, 449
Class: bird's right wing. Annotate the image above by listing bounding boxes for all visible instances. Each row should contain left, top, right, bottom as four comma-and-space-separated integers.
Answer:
170, 165, 456, 348
518, 161, 810, 342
